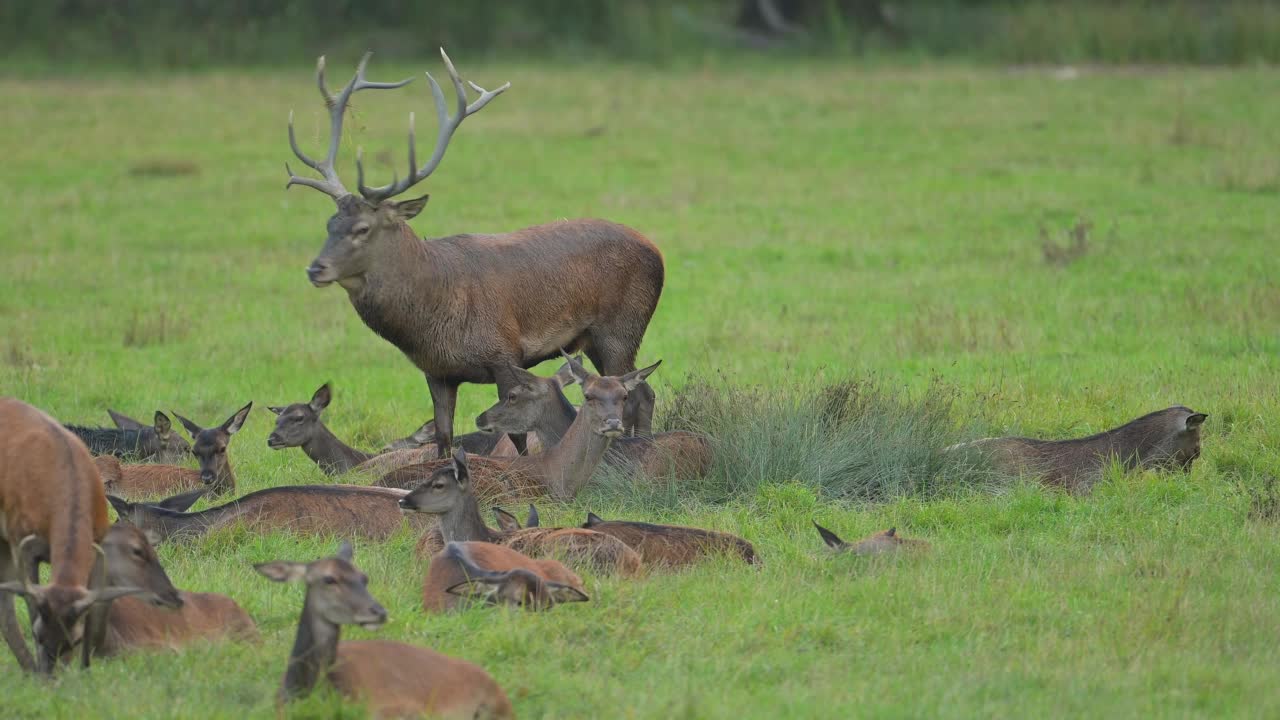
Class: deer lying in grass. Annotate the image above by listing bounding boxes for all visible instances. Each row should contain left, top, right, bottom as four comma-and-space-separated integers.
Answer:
378, 354, 660, 502
813, 523, 931, 556
284, 51, 662, 457
400, 449, 641, 576
268, 383, 514, 476
107, 484, 432, 544
950, 406, 1208, 493
476, 359, 712, 480
578, 511, 758, 568
422, 541, 587, 613
382, 419, 529, 455
95, 522, 258, 654
94, 403, 252, 500
257, 542, 513, 719
0, 398, 142, 674
64, 410, 191, 463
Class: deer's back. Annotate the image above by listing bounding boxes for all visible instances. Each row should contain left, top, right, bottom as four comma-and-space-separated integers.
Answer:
94, 457, 203, 501
330, 640, 513, 720
504, 527, 642, 576
378, 458, 546, 502
422, 541, 583, 612
202, 485, 427, 541
104, 591, 258, 652
589, 520, 756, 567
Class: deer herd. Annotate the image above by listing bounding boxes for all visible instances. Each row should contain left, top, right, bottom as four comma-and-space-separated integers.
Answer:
0, 49, 1212, 718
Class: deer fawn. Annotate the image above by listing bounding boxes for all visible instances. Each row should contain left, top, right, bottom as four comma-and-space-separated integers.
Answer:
423, 541, 587, 613
64, 409, 191, 463
257, 542, 513, 719
283, 51, 662, 457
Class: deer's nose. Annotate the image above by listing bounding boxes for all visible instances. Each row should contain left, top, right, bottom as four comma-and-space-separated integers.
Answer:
200, 471, 216, 484
601, 418, 624, 437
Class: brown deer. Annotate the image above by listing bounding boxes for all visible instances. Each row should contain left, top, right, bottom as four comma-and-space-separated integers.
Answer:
95, 522, 258, 654
0, 398, 142, 674
283, 50, 663, 457
950, 406, 1208, 493
422, 541, 588, 613
107, 485, 432, 544
377, 355, 660, 503
268, 383, 514, 476
64, 410, 191, 463
380, 418, 521, 456
400, 449, 642, 576
257, 542, 513, 719
476, 359, 713, 480
580, 511, 758, 568
813, 523, 931, 556
94, 403, 251, 500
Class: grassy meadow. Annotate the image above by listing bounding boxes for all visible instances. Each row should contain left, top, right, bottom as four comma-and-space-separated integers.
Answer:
1, 58, 1279, 718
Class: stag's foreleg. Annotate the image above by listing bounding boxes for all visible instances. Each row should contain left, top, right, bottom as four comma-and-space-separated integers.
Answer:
0, 540, 36, 672
426, 374, 459, 458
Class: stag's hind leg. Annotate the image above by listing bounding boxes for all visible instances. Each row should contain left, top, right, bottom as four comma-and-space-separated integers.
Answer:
0, 540, 36, 672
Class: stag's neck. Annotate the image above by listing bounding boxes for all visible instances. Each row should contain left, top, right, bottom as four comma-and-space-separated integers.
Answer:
352, 224, 452, 311
436, 492, 498, 544
533, 387, 579, 446
527, 411, 612, 500
302, 424, 373, 475
281, 592, 341, 702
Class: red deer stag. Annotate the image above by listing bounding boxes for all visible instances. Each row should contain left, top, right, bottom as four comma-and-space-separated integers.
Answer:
422, 541, 588, 613
0, 398, 142, 674
257, 542, 512, 719
283, 50, 663, 456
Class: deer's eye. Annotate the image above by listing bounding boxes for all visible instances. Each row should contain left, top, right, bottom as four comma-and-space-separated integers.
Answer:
132, 548, 145, 559
507, 391, 517, 401
216, 447, 226, 454
323, 576, 337, 585
352, 225, 370, 237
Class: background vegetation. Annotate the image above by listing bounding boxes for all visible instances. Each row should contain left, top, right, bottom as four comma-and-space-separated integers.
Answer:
1, 9, 1279, 719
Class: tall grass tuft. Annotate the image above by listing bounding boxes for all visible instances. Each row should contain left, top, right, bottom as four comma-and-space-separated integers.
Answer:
584, 375, 1000, 509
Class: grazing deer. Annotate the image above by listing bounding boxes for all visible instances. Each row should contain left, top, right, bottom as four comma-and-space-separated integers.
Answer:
950, 406, 1208, 493
93, 403, 251, 500
476, 359, 712, 480
94, 522, 258, 654
581, 511, 758, 567
64, 410, 191, 463
283, 50, 663, 457
378, 354, 660, 502
107, 485, 432, 544
0, 398, 142, 674
423, 541, 587, 613
400, 450, 641, 576
257, 542, 513, 719
813, 523, 931, 556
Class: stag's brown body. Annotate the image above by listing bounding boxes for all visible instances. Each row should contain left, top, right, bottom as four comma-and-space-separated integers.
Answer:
422, 540, 584, 613
581, 514, 757, 568
94, 456, 204, 500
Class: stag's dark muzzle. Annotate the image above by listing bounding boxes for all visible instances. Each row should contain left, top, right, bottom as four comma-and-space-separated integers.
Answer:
307, 261, 336, 288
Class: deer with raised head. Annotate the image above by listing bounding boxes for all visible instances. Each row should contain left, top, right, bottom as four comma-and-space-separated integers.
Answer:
477, 357, 713, 481
283, 50, 663, 457
813, 523, 931, 556
257, 542, 513, 719
0, 398, 143, 674
423, 541, 588, 613
64, 410, 191, 463
580, 511, 758, 568
378, 355, 660, 503
949, 406, 1208, 493
400, 449, 641, 576
107, 484, 433, 545
94, 403, 251, 500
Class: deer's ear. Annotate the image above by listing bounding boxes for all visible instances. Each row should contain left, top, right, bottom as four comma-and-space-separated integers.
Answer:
493, 507, 521, 532
254, 562, 307, 583
393, 194, 429, 220
223, 402, 253, 435
173, 412, 203, 438
621, 360, 661, 391
310, 383, 332, 413
813, 521, 846, 549
445, 578, 502, 601
1186, 413, 1208, 430
153, 411, 172, 436
547, 582, 589, 604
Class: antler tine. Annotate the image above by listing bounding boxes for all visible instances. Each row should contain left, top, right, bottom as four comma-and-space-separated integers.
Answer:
358, 47, 509, 203
284, 51, 414, 201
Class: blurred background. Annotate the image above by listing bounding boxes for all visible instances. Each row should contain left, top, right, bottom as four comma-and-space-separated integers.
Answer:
4, 0, 1280, 69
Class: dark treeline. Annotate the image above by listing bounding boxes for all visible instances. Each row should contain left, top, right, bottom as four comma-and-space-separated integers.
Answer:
4, 1, 1280, 67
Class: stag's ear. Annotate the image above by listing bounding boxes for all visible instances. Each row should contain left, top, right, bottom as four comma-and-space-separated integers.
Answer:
547, 582, 589, 604
153, 411, 172, 437
310, 384, 332, 413
1186, 413, 1208, 431
621, 360, 661, 392
453, 448, 471, 487
222, 402, 253, 435
813, 521, 846, 549
392, 194, 429, 220
526, 504, 540, 528
493, 507, 522, 532
108, 409, 146, 431
584, 511, 604, 527
255, 561, 307, 583
173, 411, 203, 438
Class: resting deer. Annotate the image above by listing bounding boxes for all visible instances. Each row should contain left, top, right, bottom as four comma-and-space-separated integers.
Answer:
95, 522, 258, 654
813, 523, 931, 556
949, 406, 1208, 493
64, 410, 191, 463
377, 354, 659, 503
422, 541, 587, 613
580, 511, 758, 567
94, 403, 251, 500
400, 449, 641, 576
268, 383, 514, 477
107, 485, 432, 544
283, 50, 662, 456
0, 398, 142, 674
476, 359, 713, 480
380, 418, 522, 456
257, 542, 513, 719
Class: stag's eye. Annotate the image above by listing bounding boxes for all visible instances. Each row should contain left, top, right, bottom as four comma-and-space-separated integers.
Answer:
323, 576, 337, 585
507, 391, 517, 401
352, 225, 370, 237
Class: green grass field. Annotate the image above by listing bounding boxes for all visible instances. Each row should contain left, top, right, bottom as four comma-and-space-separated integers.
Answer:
1, 59, 1279, 718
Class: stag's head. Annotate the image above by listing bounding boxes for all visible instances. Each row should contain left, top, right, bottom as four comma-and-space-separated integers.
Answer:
283, 51, 508, 289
